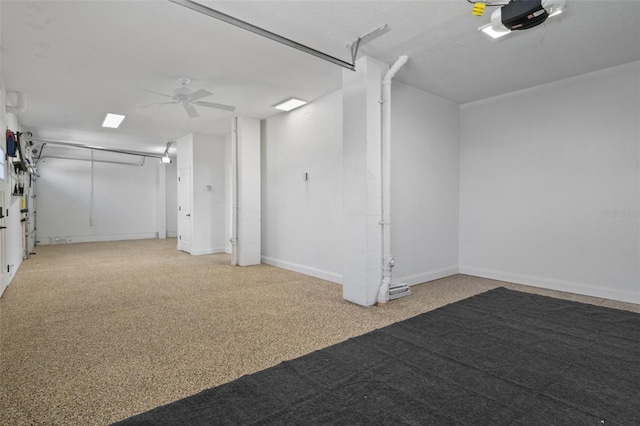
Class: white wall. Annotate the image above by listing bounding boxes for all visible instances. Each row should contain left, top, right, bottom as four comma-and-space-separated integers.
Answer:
391, 82, 460, 285
1, 71, 35, 296
260, 82, 460, 292
176, 133, 226, 255
192, 133, 226, 255
37, 154, 163, 244
460, 61, 640, 303
3, 168, 25, 295
261, 90, 343, 282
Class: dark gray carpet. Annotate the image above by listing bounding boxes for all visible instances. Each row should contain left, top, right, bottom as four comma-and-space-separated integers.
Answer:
113, 287, 640, 425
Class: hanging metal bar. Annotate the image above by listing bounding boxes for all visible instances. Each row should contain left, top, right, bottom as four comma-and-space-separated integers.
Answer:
168, 0, 356, 71
29, 137, 165, 159
36, 154, 146, 167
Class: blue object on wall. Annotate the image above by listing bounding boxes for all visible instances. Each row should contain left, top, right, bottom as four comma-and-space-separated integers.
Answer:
6, 130, 16, 157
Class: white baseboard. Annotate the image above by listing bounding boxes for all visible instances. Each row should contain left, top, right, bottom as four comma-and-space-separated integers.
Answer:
167, 231, 178, 238
261, 256, 343, 284
394, 266, 459, 286
190, 247, 227, 256
460, 266, 640, 304
37, 233, 159, 245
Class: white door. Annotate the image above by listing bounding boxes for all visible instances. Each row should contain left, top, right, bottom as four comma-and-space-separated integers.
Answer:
177, 167, 192, 253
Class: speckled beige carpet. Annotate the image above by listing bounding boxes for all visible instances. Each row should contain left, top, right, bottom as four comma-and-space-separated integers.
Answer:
1, 238, 638, 425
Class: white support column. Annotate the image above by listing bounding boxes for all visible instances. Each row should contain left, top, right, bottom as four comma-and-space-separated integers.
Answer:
235, 117, 261, 266
342, 56, 389, 306
156, 160, 167, 239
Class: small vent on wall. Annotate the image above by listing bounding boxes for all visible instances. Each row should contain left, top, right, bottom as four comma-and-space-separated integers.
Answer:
389, 281, 411, 300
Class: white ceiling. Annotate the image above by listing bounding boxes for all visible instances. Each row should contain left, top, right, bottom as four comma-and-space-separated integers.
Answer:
1, 0, 639, 155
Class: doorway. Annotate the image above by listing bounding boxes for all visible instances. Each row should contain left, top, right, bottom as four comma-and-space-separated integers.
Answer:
177, 166, 191, 253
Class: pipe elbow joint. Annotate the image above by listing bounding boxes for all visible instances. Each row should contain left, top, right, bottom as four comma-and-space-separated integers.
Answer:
377, 280, 390, 305
382, 56, 409, 84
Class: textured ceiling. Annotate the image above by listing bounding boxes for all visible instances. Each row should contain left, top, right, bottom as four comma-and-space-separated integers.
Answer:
1, 1, 639, 153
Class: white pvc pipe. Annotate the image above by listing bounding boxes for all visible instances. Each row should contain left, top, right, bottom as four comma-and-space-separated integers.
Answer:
377, 55, 409, 305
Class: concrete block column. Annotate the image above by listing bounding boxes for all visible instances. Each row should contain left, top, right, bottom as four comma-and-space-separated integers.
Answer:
342, 56, 389, 306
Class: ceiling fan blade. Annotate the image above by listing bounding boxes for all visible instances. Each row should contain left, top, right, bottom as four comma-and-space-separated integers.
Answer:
138, 101, 177, 108
194, 101, 236, 112
141, 89, 174, 99
183, 102, 200, 118
188, 89, 213, 102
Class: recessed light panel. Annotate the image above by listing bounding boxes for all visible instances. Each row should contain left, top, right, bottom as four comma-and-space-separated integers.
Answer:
273, 98, 308, 112
102, 113, 126, 128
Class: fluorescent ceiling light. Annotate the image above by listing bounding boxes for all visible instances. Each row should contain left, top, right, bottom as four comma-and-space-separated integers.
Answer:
479, 23, 511, 39
273, 98, 308, 112
102, 113, 126, 128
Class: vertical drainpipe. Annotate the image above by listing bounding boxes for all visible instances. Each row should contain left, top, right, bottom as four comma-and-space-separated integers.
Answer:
377, 55, 409, 305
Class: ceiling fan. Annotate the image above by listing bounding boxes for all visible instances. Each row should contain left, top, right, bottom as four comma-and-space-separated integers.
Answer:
140, 77, 235, 118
